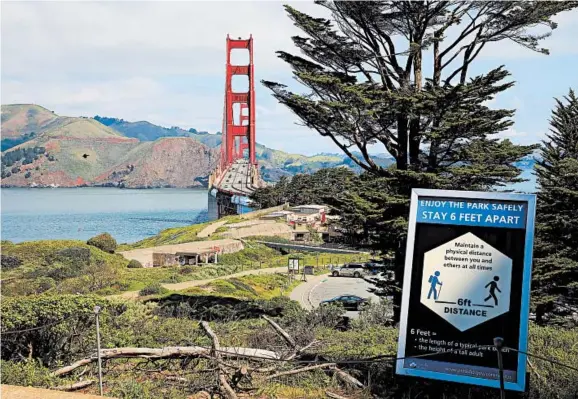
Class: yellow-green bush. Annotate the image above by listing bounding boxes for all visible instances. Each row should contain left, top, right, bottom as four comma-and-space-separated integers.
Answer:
87, 232, 117, 253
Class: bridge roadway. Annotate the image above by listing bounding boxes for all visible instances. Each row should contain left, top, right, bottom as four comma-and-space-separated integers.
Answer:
214, 159, 259, 196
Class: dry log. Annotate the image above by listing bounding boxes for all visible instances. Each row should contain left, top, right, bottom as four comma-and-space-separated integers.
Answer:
231, 366, 248, 386
54, 380, 95, 391
262, 315, 296, 348
51, 346, 279, 377
334, 367, 364, 389
265, 362, 335, 380
201, 321, 238, 399
325, 391, 350, 399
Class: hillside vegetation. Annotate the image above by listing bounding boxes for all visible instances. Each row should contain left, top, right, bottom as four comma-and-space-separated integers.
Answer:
1, 106, 217, 188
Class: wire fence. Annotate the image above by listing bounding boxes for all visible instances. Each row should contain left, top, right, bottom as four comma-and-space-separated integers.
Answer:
2, 314, 577, 374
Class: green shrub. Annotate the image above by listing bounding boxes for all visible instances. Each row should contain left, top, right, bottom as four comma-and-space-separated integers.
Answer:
87, 232, 117, 253
127, 259, 143, 269
0, 254, 22, 270
0, 360, 58, 387
139, 282, 168, 296
46, 247, 90, 266
179, 266, 195, 275
0, 295, 111, 366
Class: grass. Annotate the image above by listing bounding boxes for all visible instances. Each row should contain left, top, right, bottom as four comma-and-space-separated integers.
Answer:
118, 215, 245, 250
119, 247, 366, 294
0, 239, 127, 278
180, 273, 301, 300
1, 234, 368, 297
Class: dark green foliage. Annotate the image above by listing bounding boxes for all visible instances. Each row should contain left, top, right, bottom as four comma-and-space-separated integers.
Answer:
87, 232, 117, 253
266, 1, 575, 320
533, 89, 578, 325
24, 171, 31, 179
153, 294, 300, 321
1, 254, 22, 270
1, 146, 45, 168
251, 167, 357, 208
0, 295, 111, 365
139, 282, 168, 296
0, 132, 36, 152
127, 259, 143, 269
93, 115, 125, 126
48, 247, 91, 266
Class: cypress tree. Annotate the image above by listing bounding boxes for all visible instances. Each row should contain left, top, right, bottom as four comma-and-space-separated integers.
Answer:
264, 1, 576, 322
533, 89, 578, 325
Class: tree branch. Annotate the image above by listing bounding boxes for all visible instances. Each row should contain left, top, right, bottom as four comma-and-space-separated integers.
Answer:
201, 321, 238, 399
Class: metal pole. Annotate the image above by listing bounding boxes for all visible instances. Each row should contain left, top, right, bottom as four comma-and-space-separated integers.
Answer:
94, 306, 103, 396
494, 337, 506, 399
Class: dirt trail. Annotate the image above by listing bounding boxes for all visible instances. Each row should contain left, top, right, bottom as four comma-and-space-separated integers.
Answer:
197, 220, 228, 238
1, 385, 111, 399
109, 266, 287, 300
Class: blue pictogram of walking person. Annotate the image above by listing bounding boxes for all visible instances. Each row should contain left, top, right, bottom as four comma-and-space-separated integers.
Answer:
427, 271, 443, 300
484, 276, 501, 306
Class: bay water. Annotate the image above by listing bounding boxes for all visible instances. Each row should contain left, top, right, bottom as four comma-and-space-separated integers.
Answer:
0, 169, 535, 244
1, 188, 211, 244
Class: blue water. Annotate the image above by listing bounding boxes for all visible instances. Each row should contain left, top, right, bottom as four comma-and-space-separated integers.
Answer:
1, 188, 211, 244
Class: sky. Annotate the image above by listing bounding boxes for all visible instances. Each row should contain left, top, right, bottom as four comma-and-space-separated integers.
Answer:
2, 1, 578, 155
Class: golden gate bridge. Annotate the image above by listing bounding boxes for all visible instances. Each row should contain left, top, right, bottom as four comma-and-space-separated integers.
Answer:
208, 35, 266, 218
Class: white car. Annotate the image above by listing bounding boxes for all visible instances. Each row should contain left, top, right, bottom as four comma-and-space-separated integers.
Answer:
331, 263, 367, 278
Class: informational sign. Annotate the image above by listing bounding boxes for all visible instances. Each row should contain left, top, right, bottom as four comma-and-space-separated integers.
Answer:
396, 189, 536, 392
288, 258, 300, 272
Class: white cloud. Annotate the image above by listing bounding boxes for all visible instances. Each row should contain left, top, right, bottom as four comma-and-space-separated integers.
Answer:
0, 1, 575, 155
479, 10, 578, 59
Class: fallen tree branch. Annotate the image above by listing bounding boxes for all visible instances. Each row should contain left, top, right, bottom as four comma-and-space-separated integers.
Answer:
334, 367, 364, 389
201, 321, 238, 399
54, 380, 95, 391
51, 346, 279, 377
286, 340, 318, 361
262, 315, 296, 349
326, 392, 350, 399
265, 362, 335, 380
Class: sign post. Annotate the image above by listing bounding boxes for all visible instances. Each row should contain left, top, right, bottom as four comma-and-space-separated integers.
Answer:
396, 189, 536, 392
288, 257, 300, 282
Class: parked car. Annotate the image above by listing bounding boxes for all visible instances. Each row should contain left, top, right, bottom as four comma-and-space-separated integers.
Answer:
331, 263, 367, 278
320, 295, 368, 310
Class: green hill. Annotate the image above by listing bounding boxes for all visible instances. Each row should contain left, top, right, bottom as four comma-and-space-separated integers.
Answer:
0, 106, 216, 188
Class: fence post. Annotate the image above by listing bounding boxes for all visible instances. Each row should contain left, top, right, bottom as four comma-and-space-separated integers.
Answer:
94, 306, 103, 396
494, 337, 506, 399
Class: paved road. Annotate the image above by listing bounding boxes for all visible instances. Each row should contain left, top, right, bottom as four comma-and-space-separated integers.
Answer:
290, 274, 380, 318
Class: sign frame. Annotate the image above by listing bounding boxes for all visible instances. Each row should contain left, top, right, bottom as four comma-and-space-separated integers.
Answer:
288, 257, 300, 272
396, 189, 536, 392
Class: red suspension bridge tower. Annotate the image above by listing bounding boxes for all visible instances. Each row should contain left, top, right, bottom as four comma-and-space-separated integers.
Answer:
209, 35, 265, 217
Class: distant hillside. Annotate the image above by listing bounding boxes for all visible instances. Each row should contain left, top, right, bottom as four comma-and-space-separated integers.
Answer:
1, 106, 217, 188
94, 116, 222, 148
1, 104, 63, 150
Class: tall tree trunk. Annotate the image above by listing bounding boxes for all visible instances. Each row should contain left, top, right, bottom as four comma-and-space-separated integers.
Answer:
409, 44, 423, 169
397, 115, 408, 170
393, 238, 406, 324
